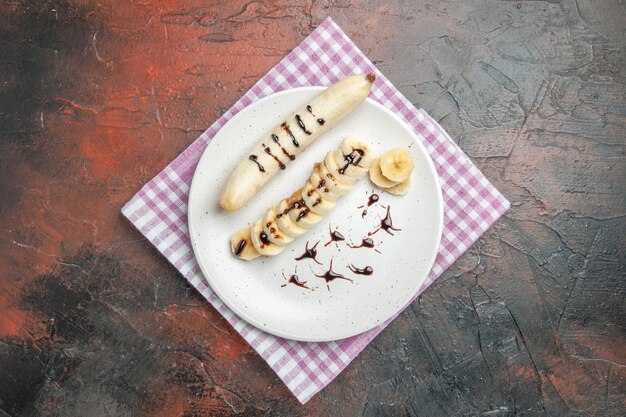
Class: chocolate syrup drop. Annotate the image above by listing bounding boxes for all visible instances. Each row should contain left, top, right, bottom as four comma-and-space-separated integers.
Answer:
235, 239, 247, 256
280, 268, 310, 289
277, 199, 305, 218
281, 122, 299, 147
295, 114, 312, 135
259, 231, 271, 247
294, 241, 322, 264
249, 154, 265, 172
313, 259, 353, 291
361, 193, 379, 218
370, 206, 402, 236
324, 224, 346, 247
349, 265, 374, 275
348, 237, 375, 249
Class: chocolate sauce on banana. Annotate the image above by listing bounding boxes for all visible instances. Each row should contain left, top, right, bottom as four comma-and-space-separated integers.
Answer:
262, 143, 286, 170
294, 241, 321, 264
314, 259, 353, 290
349, 265, 374, 275
259, 231, 271, 247
249, 155, 265, 172
271, 134, 295, 161
306, 105, 325, 125
296, 209, 309, 222
295, 114, 312, 135
339, 149, 365, 174
324, 224, 345, 247
234, 239, 247, 256
312, 198, 322, 207
281, 123, 299, 147
276, 199, 305, 218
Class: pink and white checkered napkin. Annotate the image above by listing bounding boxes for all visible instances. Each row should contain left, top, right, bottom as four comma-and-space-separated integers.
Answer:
122, 17, 509, 403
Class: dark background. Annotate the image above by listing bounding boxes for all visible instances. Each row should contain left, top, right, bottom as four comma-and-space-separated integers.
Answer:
0, 1, 624, 416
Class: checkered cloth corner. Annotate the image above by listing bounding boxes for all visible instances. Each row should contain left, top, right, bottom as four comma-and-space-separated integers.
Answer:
122, 17, 510, 403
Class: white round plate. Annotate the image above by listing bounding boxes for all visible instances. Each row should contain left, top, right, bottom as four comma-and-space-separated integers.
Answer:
188, 87, 443, 342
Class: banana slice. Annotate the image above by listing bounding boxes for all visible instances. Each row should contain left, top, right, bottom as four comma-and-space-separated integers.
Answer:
302, 181, 336, 215
230, 226, 261, 260
310, 168, 340, 202
319, 162, 351, 195
379, 148, 414, 183
251, 219, 285, 256
385, 176, 412, 196
263, 206, 293, 246
220, 73, 376, 211
231, 137, 374, 260
324, 151, 358, 185
369, 157, 400, 188
276, 199, 307, 238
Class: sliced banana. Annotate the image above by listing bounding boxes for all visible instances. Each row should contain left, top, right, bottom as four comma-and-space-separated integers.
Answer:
385, 176, 412, 196
230, 226, 260, 260
276, 199, 307, 238
302, 181, 336, 215
324, 151, 358, 185
379, 148, 414, 183
220, 73, 376, 211
231, 137, 374, 260
263, 206, 293, 246
369, 157, 400, 188
251, 219, 285, 256
310, 168, 340, 202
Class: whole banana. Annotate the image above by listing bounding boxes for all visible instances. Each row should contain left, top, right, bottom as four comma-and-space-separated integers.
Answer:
220, 73, 376, 212
230, 137, 375, 260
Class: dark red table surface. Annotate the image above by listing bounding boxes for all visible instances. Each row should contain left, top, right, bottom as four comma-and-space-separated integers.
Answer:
1, 1, 624, 416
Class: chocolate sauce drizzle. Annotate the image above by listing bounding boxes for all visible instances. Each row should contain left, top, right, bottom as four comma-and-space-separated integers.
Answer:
271, 133, 295, 160
324, 224, 345, 247
281, 122, 299, 147
306, 105, 325, 125
295, 114, 311, 135
281, 268, 310, 289
294, 241, 321, 264
248, 155, 265, 172
339, 149, 365, 174
276, 199, 305, 218
313, 259, 353, 291
262, 143, 286, 170
359, 193, 380, 218
348, 237, 375, 249
349, 265, 374, 275
369, 206, 402, 236
296, 209, 310, 222
234, 239, 247, 256
259, 231, 271, 248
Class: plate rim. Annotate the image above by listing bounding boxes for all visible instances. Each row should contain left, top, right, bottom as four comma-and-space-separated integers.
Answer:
188, 86, 444, 342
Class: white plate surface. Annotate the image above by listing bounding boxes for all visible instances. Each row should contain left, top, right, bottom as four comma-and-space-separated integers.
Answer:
188, 87, 443, 342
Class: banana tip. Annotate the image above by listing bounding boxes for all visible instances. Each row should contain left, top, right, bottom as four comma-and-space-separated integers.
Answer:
366, 73, 376, 83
